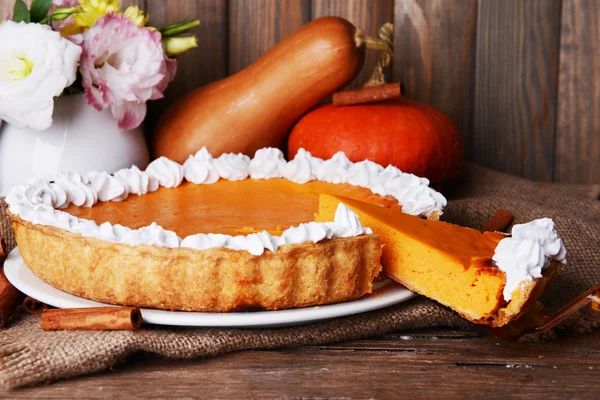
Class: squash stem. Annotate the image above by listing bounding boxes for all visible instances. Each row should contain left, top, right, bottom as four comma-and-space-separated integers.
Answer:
361, 23, 394, 87
355, 28, 391, 52
363, 36, 391, 52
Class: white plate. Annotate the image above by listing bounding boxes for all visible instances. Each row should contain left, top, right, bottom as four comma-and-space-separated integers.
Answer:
4, 248, 416, 328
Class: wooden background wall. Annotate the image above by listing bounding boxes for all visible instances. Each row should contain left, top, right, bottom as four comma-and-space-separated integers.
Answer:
1, 0, 599, 183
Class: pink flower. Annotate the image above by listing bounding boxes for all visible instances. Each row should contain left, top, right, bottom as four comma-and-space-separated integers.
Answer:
79, 13, 176, 130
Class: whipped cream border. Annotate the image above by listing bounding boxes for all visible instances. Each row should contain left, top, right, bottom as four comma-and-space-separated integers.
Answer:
492, 218, 567, 301
6, 147, 444, 255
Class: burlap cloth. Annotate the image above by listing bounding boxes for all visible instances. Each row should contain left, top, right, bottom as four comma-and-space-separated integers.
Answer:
1, 163, 599, 390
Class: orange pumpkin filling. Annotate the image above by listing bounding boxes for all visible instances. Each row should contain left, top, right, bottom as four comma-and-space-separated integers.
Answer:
64, 179, 398, 237
315, 194, 509, 321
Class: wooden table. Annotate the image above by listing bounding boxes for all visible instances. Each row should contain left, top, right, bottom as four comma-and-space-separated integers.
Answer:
4, 330, 598, 398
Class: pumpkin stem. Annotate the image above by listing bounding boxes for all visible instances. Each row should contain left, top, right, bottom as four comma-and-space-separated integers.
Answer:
362, 23, 394, 87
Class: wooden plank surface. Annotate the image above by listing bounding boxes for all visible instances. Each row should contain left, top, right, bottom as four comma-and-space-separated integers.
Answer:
393, 0, 478, 157
121, 0, 144, 8
0, 1, 12, 19
0, 0, 28, 19
473, 0, 562, 182
4, 330, 599, 398
228, 0, 311, 75
145, 0, 227, 141
1, 0, 599, 184
555, 0, 600, 184
312, 0, 395, 88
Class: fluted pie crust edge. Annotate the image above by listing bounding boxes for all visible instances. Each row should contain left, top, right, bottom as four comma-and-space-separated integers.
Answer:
11, 214, 383, 312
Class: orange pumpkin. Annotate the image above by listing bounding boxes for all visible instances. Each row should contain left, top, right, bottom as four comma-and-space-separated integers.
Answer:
287, 97, 464, 183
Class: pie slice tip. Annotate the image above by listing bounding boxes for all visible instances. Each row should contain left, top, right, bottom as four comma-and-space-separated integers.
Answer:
315, 193, 566, 327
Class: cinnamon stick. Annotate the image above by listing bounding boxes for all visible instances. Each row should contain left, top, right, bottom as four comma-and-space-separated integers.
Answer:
1, 237, 25, 328
0, 237, 5, 262
333, 83, 401, 107
481, 209, 515, 233
23, 296, 49, 315
1, 268, 25, 328
40, 307, 143, 331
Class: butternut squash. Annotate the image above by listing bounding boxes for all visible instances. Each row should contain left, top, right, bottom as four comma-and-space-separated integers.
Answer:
152, 17, 378, 162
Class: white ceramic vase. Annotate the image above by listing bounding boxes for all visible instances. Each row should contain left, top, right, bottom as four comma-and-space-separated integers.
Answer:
0, 94, 150, 196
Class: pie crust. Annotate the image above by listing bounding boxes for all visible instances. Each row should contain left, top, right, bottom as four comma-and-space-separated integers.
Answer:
12, 215, 382, 311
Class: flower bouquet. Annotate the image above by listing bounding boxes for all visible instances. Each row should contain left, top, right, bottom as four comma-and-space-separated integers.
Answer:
0, 0, 199, 131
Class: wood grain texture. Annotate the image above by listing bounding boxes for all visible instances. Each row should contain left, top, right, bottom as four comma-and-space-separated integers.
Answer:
144, 0, 227, 141
120, 0, 144, 8
228, 0, 311, 75
0, 1, 12, 20
5, 331, 600, 398
555, 0, 600, 184
0, 0, 28, 20
1, 0, 598, 183
145, 0, 227, 91
312, 0, 395, 88
393, 0, 478, 157
473, 0, 562, 181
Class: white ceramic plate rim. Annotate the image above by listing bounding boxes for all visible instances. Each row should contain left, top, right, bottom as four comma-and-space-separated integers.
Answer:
4, 248, 417, 328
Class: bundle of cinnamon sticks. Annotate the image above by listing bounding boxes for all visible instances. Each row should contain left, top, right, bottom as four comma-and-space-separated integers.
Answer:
332, 82, 402, 107
481, 209, 515, 233
11, 294, 142, 331
1, 236, 142, 330
40, 307, 143, 331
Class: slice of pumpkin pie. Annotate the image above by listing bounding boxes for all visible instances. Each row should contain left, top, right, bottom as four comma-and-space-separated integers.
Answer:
316, 194, 567, 327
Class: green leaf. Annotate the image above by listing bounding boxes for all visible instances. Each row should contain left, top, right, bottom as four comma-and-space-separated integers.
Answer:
159, 20, 200, 38
62, 72, 84, 95
12, 0, 30, 23
30, 0, 52, 23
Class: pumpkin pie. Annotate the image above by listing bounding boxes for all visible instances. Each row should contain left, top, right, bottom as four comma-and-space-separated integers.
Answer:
6, 147, 566, 326
315, 194, 567, 327
6, 148, 445, 312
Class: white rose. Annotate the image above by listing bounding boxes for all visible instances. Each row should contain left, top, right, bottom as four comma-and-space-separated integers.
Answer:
0, 21, 82, 131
